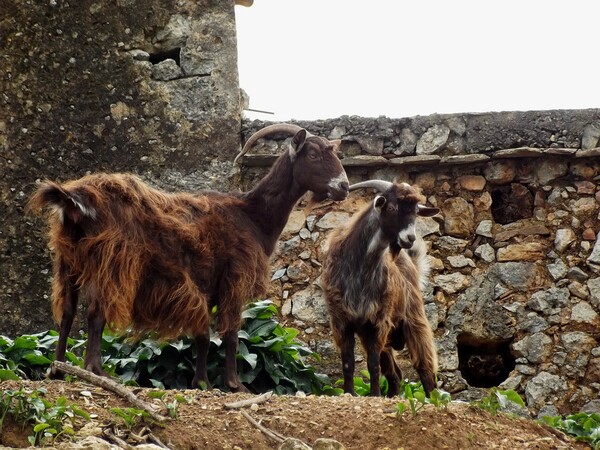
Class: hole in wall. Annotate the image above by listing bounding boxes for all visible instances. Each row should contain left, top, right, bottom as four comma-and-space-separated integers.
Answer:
149, 47, 181, 65
490, 183, 534, 225
457, 333, 515, 388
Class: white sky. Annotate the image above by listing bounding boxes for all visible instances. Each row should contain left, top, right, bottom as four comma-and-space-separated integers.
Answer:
235, 0, 598, 121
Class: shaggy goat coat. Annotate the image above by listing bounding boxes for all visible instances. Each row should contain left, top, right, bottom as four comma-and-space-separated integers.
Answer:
28, 125, 349, 391
29, 173, 268, 339
322, 184, 438, 395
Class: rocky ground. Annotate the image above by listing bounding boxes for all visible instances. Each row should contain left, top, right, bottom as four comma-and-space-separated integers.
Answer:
0, 379, 592, 450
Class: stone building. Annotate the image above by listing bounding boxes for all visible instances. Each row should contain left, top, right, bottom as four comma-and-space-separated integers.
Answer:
1, 0, 242, 334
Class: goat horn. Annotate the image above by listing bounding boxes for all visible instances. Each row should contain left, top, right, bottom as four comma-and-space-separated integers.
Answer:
234, 123, 310, 165
349, 180, 394, 192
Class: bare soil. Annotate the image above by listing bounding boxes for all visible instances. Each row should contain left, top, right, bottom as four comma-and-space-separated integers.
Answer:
0, 379, 591, 450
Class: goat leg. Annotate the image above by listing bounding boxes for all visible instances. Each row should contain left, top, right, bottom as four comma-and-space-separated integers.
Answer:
380, 348, 402, 397
223, 330, 248, 393
339, 327, 356, 395
359, 327, 383, 396
191, 332, 212, 390
417, 368, 437, 397
83, 298, 110, 377
50, 279, 78, 380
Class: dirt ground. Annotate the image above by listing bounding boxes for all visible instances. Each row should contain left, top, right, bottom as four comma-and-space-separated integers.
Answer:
0, 379, 591, 450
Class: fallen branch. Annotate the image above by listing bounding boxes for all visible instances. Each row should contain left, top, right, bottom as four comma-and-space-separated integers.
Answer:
240, 410, 286, 444
51, 361, 167, 423
225, 391, 273, 409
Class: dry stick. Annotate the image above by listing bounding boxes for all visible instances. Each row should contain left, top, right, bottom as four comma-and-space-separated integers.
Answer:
147, 432, 171, 449
224, 391, 273, 409
103, 428, 135, 450
240, 410, 285, 444
52, 361, 167, 423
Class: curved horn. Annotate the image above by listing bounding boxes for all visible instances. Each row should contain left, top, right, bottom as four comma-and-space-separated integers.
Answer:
234, 123, 309, 165
349, 180, 394, 193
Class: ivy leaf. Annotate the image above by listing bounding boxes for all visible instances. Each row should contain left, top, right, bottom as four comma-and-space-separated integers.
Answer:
0, 369, 20, 381
502, 389, 525, 407
23, 353, 53, 366
237, 342, 258, 369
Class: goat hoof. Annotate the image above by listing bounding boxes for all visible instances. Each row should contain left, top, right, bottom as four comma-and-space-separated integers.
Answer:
84, 363, 110, 378
47, 366, 65, 380
192, 378, 212, 390
227, 381, 249, 393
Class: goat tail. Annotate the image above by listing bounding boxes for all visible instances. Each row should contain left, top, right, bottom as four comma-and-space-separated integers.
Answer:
28, 180, 97, 224
407, 236, 431, 290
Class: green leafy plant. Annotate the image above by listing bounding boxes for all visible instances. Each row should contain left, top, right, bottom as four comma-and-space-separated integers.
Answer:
334, 374, 450, 416
335, 369, 389, 397
0, 331, 85, 381
99, 300, 338, 394
0, 385, 89, 446
395, 383, 451, 416
540, 413, 600, 449
110, 407, 151, 430
470, 387, 525, 416
146, 390, 188, 419
0, 300, 336, 395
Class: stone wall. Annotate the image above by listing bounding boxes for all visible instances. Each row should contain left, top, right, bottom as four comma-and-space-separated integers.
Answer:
0, 0, 242, 336
241, 110, 600, 415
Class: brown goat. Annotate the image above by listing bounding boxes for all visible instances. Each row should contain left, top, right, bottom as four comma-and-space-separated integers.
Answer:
28, 123, 349, 391
321, 180, 439, 397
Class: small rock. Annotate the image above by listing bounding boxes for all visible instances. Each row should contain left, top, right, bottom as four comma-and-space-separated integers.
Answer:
299, 228, 311, 240
475, 220, 493, 238
474, 243, 495, 263
416, 124, 450, 155
554, 228, 576, 253
316, 212, 351, 230
456, 175, 486, 191
271, 268, 287, 281
434, 272, 470, 294
447, 255, 476, 268
583, 228, 597, 241
571, 301, 599, 324
151, 59, 183, 81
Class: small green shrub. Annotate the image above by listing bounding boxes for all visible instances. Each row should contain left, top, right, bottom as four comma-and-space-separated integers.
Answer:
146, 390, 188, 419
540, 413, 600, 449
110, 407, 151, 430
470, 387, 525, 416
396, 381, 451, 416
0, 300, 337, 395
336, 370, 389, 396
0, 385, 89, 446
0, 331, 85, 382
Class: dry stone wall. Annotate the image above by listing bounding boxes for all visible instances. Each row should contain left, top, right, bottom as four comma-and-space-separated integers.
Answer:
241, 110, 600, 416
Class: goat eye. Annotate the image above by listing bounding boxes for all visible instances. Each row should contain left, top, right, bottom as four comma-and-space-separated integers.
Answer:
308, 151, 319, 160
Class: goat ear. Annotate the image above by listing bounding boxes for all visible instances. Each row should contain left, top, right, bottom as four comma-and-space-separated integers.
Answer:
374, 195, 387, 210
289, 129, 308, 161
417, 205, 439, 217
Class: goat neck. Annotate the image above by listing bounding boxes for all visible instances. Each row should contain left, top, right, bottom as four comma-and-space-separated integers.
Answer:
242, 150, 305, 255
346, 208, 389, 263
